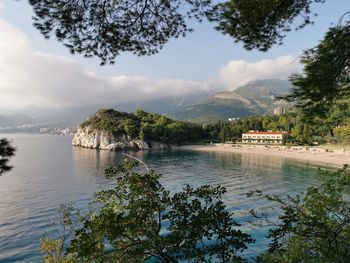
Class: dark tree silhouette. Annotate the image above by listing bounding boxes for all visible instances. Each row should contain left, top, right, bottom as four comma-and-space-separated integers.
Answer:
286, 20, 350, 117
28, 0, 326, 64
207, 0, 326, 51
0, 138, 15, 175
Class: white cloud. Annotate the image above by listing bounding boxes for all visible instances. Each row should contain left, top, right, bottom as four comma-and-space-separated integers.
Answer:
219, 56, 302, 90
0, 18, 302, 111
0, 3, 6, 10
0, 18, 213, 111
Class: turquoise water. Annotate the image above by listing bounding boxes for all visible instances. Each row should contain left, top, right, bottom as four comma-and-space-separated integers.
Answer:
0, 134, 322, 262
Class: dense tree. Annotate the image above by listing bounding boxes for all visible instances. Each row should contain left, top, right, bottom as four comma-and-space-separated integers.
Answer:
80, 108, 206, 144
28, 0, 326, 65
207, 0, 325, 51
205, 106, 350, 144
41, 159, 253, 262
286, 20, 350, 117
0, 138, 15, 175
333, 124, 350, 144
28, 0, 213, 65
123, 118, 139, 138
249, 165, 350, 263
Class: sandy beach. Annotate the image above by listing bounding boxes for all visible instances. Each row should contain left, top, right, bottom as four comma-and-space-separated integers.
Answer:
180, 144, 350, 168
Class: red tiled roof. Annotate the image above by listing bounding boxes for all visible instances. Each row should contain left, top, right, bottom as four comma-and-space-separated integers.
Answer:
243, 131, 284, 135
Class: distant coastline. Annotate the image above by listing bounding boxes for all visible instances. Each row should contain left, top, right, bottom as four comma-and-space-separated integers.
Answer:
180, 144, 350, 168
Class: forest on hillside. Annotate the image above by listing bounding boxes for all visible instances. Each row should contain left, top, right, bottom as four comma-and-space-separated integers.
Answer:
80, 105, 350, 146
206, 106, 350, 145
80, 108, 207, 145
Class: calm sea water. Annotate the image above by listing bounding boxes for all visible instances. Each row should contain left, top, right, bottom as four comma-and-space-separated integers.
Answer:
0, 134, 323, 262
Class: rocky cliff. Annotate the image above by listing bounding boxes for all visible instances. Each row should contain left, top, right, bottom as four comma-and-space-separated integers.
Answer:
72, 108, 204, 150
72, 126, 171, 151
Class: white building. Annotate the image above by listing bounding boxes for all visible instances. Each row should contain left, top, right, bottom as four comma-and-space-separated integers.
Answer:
241, 131, 286, 144
228, 117, 240, 122
273, 107, 286, 116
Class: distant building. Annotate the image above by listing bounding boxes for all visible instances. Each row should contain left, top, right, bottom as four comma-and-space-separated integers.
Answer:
228, 117, 240, 122
273, 107, 286, 116
241, 131, 287, 144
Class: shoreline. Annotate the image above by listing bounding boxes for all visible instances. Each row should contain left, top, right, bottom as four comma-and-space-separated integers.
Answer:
179, 144, 350, 168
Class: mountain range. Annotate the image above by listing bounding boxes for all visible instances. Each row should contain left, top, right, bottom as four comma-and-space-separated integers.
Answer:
0, 79, 292, 131
171, 79, 292, 122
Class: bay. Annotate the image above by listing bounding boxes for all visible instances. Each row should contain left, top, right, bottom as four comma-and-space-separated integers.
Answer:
0, 134, 322, 262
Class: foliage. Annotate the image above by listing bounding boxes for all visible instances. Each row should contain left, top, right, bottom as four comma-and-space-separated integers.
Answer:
41, 238, 74, 263
249, 166, 350, 263
41, 203, 90, 263
80, 108, 206, 144
28, 0, 326, 64
205, 104, 350, 144
207, 0, 325, 51
79, 104, 350, 145
28, 0, 213, 65
333, 125, 350, 144
80, 108, 139, 133
42, 159, 253, 262
286, 20, 350, 117
204, 113, 298, 143
0, 138, 15, 175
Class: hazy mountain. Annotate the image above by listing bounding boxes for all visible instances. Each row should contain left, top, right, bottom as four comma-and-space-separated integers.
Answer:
171, 79, 292, 122
115, 91, 215, 116
0, 79, 291, 130
38, 91, 214, 125
0, 90, 214, 130
0, 114, 36, 127
235, 79, 292, 108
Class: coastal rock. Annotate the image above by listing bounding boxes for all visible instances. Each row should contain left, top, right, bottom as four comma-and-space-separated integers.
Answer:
72, 127, 170, 150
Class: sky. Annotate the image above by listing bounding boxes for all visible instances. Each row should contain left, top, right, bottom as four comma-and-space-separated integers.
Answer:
0, 0, 349, 113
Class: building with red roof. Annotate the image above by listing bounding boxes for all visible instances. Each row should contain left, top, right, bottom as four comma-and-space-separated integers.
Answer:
241, 131, 287, 144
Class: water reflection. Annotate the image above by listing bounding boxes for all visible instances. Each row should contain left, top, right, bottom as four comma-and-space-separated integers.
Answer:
72, 147, 117, 176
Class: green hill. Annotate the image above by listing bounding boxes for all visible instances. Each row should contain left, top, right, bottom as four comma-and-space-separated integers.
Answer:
80, 108, 205, 144
171, 79, 292, 122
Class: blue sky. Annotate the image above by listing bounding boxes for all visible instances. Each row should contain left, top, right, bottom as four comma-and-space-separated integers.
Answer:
0, 0, 349, 110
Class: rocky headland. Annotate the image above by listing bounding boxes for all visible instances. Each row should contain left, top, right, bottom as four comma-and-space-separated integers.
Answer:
72, 126, 170, 150
72, 108, 203, 151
